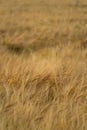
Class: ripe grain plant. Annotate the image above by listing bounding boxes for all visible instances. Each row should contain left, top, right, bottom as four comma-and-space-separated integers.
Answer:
0, 0, 87, 130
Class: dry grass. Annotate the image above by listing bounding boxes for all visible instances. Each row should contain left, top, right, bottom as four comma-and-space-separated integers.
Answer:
0, 0, 87, 130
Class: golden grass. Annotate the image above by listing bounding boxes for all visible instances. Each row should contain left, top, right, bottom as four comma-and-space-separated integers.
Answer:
0, 0, 87, 130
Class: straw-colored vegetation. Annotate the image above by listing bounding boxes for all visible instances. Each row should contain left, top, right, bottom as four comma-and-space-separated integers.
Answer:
0, 0, 87, 130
